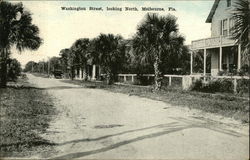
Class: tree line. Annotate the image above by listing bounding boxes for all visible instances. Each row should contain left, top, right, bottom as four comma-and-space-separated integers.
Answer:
25, 13, 191, 90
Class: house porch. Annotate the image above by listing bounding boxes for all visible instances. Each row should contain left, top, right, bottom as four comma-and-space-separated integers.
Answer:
74, 64, 101, 81
190, 36, 241, 76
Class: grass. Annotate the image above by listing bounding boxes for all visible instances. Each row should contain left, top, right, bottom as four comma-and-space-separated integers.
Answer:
0, 77, 56, 157
62, 79, 249, 123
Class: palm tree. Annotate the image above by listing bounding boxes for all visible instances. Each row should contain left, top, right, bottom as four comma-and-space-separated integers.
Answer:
71, 38, 90, 80
0, 1, 42, 87
161, 45, 190, 75
49, 57, 61, 72
59, 48, 73, 79
23, 61, 35, 72
132, 13, 184, 91
231, 0, 249, 64
91, 34, 125, 84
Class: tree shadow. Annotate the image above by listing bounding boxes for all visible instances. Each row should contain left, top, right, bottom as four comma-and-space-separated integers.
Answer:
55, 122, 179, 146
49, 125, 191, 160
0, 140, 56, 148
169, 117, 247, 137
39, 86, 82, 90
6, 85, 83, 90
0, 123, 180, 154
48, 117, 247, 159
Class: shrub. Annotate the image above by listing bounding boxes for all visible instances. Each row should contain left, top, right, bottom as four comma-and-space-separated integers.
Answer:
191, 79, 203, 91
237, 79, 249, 95
135, 75, 154, 86
191, 78, 234, 93
217, 79, 234, 92
238, 64, 250, 76
7, 58, 22, 81
218, 70, 227, 76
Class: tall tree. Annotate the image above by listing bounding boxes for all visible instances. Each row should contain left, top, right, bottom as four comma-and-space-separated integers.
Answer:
71, 38, 90, 80
24, 61, 33, 72
161, 45, 190, 75
0, 1, 42, 87
91, 34, 126, 84
49, 57, 61, 73
59, 48, 76, 79
59, 48, 70, 76
231, 0, 250, 65
132, 13, 185, 90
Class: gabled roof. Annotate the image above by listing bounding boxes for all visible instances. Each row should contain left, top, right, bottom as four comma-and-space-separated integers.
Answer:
206, 0, 220, 23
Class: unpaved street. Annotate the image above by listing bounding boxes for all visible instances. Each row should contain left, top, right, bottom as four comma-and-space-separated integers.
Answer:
27, 74, 249, 160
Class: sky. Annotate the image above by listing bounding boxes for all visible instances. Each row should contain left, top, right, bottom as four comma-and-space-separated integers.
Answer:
9, 0, 214, 67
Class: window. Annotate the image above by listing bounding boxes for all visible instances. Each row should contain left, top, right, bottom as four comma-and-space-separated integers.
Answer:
221, 19, 228, 36
229, 18, 234, 35
227, 0, 231, 7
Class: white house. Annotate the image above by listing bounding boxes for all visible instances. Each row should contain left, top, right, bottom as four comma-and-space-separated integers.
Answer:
190, 0, 246, 76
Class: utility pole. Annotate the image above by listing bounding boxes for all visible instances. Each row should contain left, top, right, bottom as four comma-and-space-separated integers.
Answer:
48, 58, 50, 76
43, 61, 45, 73
31, 61, 34, 72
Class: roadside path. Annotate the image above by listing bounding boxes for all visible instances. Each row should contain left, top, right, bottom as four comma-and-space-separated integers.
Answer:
27, 74, 249, 160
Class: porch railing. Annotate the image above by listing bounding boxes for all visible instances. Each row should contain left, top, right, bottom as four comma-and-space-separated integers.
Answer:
191, 35, 236, 50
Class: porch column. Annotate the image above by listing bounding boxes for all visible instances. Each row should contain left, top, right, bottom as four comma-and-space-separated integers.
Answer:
169, 76, 172, 86
123, 75, 127, 82
92, 64, 96, 80
99, 65, 101, 79
238, 44, 241, 71
82, 66, 88, 80
79, 69, 82, 79
203, 49, 206, 76
219, 47, 222, 71
74, 69, 78, 79
190, 51, 193, 74
226, 53, 230, 71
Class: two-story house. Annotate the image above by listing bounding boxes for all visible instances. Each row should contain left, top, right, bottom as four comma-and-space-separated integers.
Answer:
191, 0, 242, 76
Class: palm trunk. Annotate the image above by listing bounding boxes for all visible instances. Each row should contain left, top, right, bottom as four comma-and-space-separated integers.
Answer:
0, 48, 8, 88
0, 60, 7, 88
153, 55, 162, 91
106, 72, 111, 85
70, 66, 74, 80
106, 68, 112, 85
83, 65, 88, 81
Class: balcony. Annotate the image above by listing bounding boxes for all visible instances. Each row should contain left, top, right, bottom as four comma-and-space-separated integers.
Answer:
191, 35, 236, 50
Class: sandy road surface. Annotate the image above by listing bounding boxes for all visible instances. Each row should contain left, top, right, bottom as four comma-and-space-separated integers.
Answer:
27, 74, 249, 160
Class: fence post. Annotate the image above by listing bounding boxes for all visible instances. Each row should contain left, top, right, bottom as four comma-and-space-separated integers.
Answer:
233, 78, 237, 93
124, 75, 126, 82
182, 76, 193, 90
131, 75, 134, 83
169, 76, 172, 86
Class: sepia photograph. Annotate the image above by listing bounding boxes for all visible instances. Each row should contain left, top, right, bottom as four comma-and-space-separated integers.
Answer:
0, 0, 249, 159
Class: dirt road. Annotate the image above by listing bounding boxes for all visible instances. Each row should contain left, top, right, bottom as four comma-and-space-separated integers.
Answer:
27, 74, 249, 160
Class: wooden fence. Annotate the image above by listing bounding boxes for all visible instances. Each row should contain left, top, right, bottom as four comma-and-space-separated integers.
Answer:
117, 74, 249, 93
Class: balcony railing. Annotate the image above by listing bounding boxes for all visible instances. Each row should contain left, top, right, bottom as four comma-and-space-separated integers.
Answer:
191, 35, 236, 50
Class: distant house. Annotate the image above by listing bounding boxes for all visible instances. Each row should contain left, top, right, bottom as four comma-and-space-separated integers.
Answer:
74, 61, 101, 81
191, 0, 247, 76
74, 40, 131, 81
